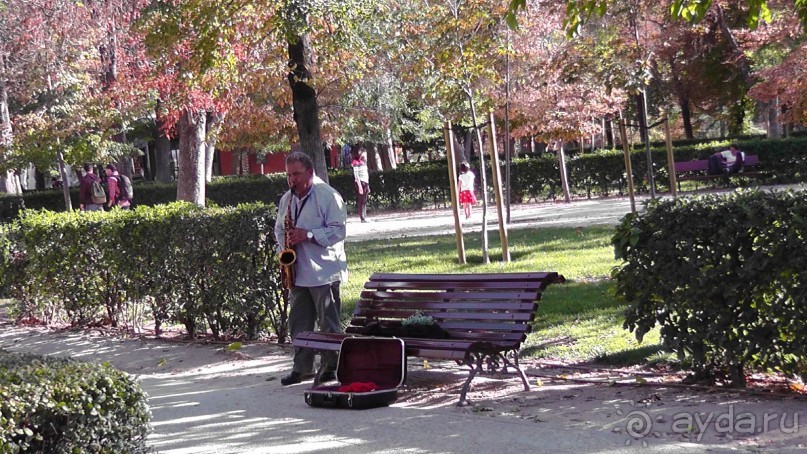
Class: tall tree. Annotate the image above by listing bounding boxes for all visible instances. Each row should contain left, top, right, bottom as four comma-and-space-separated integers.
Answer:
507, 0, 624, 200
0, 0, 142, 201
139, 0, 377, 184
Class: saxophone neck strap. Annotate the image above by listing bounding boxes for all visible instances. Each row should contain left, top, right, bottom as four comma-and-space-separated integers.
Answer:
292, 192, 311, 227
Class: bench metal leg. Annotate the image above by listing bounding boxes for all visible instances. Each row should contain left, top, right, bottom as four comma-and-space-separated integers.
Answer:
458, 350, 530, 405
458, 353, 485, 406
500, 351, 530, 392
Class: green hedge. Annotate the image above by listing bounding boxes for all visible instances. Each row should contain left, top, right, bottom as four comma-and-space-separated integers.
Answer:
0, 202, 287, 341
0, 350, 151, 453
612, 190, 807, 386
4, 137, 807, 222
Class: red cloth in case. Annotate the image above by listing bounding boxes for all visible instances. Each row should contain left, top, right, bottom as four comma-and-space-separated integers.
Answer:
338, 382, 378, 393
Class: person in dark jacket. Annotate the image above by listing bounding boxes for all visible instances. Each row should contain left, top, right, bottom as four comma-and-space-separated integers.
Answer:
79, 163, 104, 211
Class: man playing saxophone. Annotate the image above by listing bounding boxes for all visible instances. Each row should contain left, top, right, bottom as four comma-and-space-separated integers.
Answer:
274, 152, 348, 386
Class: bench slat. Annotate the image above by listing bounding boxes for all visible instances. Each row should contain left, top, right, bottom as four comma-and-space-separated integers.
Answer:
346, 323, 530, 337
355, 297, 537, 311
347, 320, 532, 332
291, 332, 522, 353
360, 290, 539, 303
674, 159, 708, 172
367, 272, 564, 290
366, 281, 549, 291
369, 272, 561, 282
343, 327, 527, 342
349, 309, 536, 321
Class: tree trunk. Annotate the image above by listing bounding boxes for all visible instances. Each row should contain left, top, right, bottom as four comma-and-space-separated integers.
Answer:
669, 54, 694, 140
604, 118, 615, 148
0, 60, 11, 148
635, 94, 648, 144
0, 171, 19, 194
154, 102, 173, 183
0, 60, 18, 194
365, 142, 381, 171
679, 94, 694, 139
381, 128, 397, 170
34, 168, 45, 190
463, 130, 473, 163
715, 5, 753, 87
177, 109, 206, 206
99, 27, 134, 179
715, 5, 752, 136
57, 151, 72, 210
767, 99, 780, 139
204, 111, 224, 182
287, 35, 327, 182
557, 142, 571, 203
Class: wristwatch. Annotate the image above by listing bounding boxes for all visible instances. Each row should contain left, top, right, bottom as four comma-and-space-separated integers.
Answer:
306, 231, 314, 240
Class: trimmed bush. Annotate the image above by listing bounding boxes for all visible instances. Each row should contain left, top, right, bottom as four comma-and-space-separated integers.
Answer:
612, 190, 807, 385
0, 202, 287, 341
0, 350, 151, 453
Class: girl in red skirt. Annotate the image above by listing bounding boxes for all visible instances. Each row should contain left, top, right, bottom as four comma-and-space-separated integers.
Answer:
457, 162, 477, 219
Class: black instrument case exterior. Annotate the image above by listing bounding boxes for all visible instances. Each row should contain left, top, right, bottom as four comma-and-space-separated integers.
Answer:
304, 337, 406, 409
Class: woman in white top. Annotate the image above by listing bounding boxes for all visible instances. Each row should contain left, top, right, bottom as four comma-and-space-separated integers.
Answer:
457, 162, 477, 219
351, 145, 370, 222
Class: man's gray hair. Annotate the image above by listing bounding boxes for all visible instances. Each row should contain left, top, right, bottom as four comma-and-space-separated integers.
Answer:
286, 151, 314, 171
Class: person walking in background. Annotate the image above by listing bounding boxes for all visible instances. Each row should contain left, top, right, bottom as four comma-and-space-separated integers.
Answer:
105, 164, 132, 210
352, 145, 371, 222
78, 163, 104, 212
274, 152, 348, 386
457, 161, 477, 219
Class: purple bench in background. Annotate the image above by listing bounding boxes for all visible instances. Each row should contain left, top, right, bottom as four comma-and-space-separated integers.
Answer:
674, 154, 762, 190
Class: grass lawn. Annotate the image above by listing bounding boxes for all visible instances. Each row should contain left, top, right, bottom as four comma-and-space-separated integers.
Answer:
345, 225, 666, 367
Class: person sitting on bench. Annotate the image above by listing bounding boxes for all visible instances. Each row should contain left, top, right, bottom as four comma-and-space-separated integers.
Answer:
707, 144, 745, 176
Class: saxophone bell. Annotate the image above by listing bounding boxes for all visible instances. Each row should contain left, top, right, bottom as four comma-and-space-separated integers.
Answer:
279, 248, 296, 290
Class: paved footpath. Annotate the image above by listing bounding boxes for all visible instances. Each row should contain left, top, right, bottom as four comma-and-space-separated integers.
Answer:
0, 326, 715, 454
346, 195, 647, 242
3, 185, 805, 454
345, 184, 805, 242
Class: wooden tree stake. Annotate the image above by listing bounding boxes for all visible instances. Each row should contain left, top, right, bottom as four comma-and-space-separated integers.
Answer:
444, 121, 466, 264
487, 112, 510, 262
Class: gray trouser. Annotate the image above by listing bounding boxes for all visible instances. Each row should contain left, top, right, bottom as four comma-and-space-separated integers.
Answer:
289, 281, 342, 374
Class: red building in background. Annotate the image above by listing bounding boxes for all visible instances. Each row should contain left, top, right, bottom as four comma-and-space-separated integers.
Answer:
217, 144, 346, 176
217, 151, 288, 176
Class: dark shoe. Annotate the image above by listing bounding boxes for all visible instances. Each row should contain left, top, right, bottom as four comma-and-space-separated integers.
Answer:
319, 370, 336, 382
281, 372, 305, 386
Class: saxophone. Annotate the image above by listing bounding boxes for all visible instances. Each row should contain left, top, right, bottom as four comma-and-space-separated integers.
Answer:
279, 197, 297, 290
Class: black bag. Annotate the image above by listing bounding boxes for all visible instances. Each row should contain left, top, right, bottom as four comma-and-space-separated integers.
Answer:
304, 337, 406, 409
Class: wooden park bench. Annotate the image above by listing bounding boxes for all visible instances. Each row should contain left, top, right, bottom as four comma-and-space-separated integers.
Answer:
674, 154, 762, 191
292, 272, 566, 405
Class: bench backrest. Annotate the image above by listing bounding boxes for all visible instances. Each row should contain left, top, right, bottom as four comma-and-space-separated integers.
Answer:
345, 272, 565, 346
674, 154, 759, 173
674, 159, 708, 173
